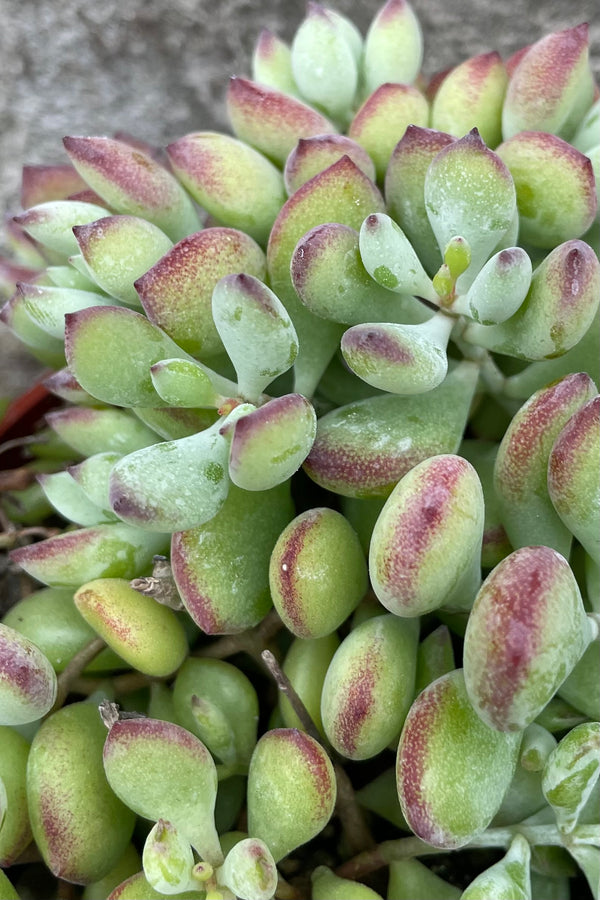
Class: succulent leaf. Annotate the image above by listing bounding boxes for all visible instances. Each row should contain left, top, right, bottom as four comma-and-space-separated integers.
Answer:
385, 126, 456, 277
227, 76, 336, 166
171, 482, 294, 634
502, 24, 594, 142
65, 305, 191, 408
453, 247, 532, 325
542, 721, 600, 834
0, 625, 57, 725
496, 132, 597, 248
15, 200, 110, 257
108, 410, 247, 533
252, 30, 297, 96
493, 372, 597, 554
431, 52, 508, 148
290, 4, 359, 122
269, 507, 367, 638
166, 132, 286, 246
172, 658, 259, 767
369, 454, 484, 616
63, 136, 200, 241
135, 227, 266, 359
226, 394, 317, 492
46, 407, 159, 456
1, 586, 122, 674
18, 282, 114, 340
362, 0, 423, 95
463, 546, 595, 732
464, 240, 600, 361
102, 714, 223, 866
304, 361, 479, 498
284, 134, 376, 195
396, 669, 521, 849
0, 727, 32, 867
212, 273, 298, 402
311, 865, 383, 899
27, 702, 136, 883
73, 215, 173, 306
341, 313, 454, 395
150, 358, 224, 409
142, 820, 196, 896
291, 222, 429, 325
10, 523, 168, 587
37, 469, 119, 526
279, 633, 340, 734
216, 837, 278, 900
424, 130, 517, 291
268, 155, 384, 395
358, 212, 438, 302
247, 728, 336, 862
321, 614, 419, 759
74, 578, 188, 677
547, 396, 600, 565
460, 833, 531, 899
348, 83, 429, 180
387, 858, 461, 899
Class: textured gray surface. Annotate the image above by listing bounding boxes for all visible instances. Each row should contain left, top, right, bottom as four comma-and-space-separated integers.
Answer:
1, 0, 598, 397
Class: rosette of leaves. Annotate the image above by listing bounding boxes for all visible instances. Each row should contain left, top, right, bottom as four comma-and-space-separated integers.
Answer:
0, 2, 599, 899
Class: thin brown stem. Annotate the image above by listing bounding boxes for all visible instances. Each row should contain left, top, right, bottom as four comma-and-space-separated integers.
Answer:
336, 835, 446, 880
70, 670, 161, 696
0, 433, 47, 458
195, 608, 284, 663
50, 636, 107, 713
260, 649, 375, 856
333, 762, 377, 854
261, 649, 321, 743
275, 874, 303, 900
336, 823, 578, 881
0, 525, 62, 550
57, 879, 78, 899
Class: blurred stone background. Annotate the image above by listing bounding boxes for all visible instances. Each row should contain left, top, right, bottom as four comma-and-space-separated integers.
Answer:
1, 0, 598, 400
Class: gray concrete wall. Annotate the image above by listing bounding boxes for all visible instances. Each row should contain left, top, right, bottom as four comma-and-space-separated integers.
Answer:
1, 0, 598, 396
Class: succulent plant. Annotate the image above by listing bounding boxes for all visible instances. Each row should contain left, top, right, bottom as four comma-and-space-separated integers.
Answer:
0, 2, 599, 899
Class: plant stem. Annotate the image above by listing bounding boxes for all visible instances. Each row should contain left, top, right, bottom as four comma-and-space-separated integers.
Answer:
275, 874, 303, 900
335, 823, 599, 881
195, 609, 283, 663
261, 649, 321, 741
0, 524, 61, 550
260, 649, 375, 856
50, 636, 106, 713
